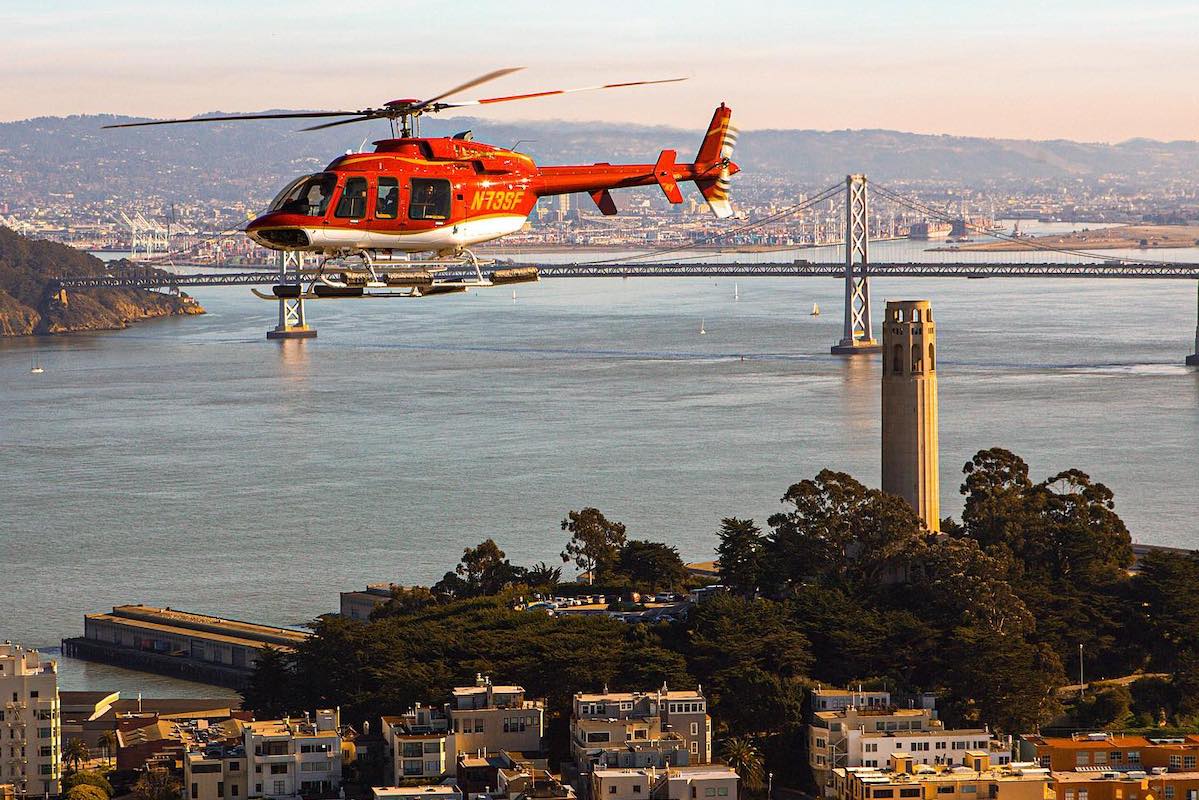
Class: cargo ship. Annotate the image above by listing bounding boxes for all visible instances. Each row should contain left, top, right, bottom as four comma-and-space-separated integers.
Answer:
908, 221, 953, 240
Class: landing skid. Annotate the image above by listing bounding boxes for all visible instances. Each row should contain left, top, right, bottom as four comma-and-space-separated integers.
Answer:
253, 248, 537, 301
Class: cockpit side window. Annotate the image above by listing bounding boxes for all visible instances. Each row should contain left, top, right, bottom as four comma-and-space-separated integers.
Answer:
409, 178, 451, 220
376, 177, 399, 220
335, 177, 368, 218
270, 173, 337, 216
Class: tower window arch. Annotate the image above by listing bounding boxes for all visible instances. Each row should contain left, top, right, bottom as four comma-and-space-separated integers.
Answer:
928, 343, 936, 371
912, 346, 923, 373
893, 345, 904, 374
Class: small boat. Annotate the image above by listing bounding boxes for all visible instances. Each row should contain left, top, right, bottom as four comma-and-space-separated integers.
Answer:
30, 353, 44, 374
734, 282, 739, 301
512, 289, 517, 303
810, 303, 820, 316
699, 318, 706, 335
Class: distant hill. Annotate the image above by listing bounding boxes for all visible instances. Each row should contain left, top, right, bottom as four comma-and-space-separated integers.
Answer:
2, 114, 1198, 208
0, 226, 202, 335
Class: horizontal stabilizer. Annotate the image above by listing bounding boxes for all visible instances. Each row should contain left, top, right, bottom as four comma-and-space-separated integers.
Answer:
653, 150, 684, 204
590, 188, 618, 216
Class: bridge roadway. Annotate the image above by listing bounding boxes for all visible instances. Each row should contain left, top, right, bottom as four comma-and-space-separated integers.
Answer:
54, 260, 1199, 288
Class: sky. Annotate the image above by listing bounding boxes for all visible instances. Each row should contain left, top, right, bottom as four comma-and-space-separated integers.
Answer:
3, 0, 1198, 142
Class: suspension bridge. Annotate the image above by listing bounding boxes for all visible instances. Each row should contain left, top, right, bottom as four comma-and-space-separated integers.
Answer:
53, 176, 1199, 364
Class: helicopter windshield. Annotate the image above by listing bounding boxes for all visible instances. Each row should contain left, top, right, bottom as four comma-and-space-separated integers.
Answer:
269, 173, 337, 216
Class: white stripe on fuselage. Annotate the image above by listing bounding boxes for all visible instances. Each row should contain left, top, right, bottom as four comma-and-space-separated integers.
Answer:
262, 214, 529, 253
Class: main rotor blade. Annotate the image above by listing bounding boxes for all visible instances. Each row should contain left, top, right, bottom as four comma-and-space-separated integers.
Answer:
408, 67, 524, 111
301, 114, 383, 132
103, 111, 363, 129
436, 77, 687, 110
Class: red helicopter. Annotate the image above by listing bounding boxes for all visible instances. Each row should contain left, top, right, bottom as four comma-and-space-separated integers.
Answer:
106, 69, 739, 299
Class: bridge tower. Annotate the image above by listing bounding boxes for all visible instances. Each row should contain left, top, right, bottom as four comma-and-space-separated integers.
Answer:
831, 174, 881, 355
881, 299, 940, 533
1188, 280, 1199, 366
266, 250, 316, 340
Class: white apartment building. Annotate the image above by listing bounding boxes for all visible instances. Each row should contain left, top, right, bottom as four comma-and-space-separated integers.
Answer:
807, 689, 1003, 794
0, 642, 61, 798
244, 711, 342, 799
571, 686, 711, 777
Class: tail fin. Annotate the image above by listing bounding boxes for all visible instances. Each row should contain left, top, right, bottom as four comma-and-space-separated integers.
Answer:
694, 104, 738, 219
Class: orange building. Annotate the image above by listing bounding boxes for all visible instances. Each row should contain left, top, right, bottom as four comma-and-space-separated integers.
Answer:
1023, 734, 1199, 773
1050, 770, 1199, 800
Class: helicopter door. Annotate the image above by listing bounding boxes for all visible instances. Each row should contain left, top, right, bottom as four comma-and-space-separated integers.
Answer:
322, 176, 369, 243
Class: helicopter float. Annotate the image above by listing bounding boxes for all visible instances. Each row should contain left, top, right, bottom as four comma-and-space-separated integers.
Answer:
105, 68, 739, 301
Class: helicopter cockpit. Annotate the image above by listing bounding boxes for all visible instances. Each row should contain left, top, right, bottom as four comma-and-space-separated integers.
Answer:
268, 173, 337, 216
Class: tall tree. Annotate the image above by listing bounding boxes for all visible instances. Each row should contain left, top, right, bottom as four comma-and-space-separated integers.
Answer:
130, 770, 182, 800
720, 737, 765, 791
561, 507, 627, 584
241, 645, 296, 718
764, 470, 926, 594
455, 539, 526, 596
98, 730, 118, 766
526, 562, 563, 592
618, 540, 689, 592
62, 738, 89, 774
716, 517, 765, 596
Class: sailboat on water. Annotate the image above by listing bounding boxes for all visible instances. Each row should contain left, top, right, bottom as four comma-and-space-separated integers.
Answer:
734, 282, 739, 301
699, 318, 706, 335
30, 352, 44, 374
810, 303, 820, 317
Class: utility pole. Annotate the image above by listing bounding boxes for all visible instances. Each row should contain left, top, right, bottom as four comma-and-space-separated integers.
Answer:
1079, 643, 1085, 697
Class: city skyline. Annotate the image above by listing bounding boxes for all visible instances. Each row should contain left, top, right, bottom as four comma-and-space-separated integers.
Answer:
5, 0, 1199, 143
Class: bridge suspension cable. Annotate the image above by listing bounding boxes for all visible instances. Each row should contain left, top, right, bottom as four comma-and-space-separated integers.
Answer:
573, 180, 846, 266
870, 182, 1198, 267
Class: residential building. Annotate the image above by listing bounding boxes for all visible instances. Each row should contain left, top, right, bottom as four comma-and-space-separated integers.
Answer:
372, 788, 463, 800
1050, 769, 1199, 800
382, 705, 451, 784
340, 585, 400, 621
808, 689, 1005, 792
447, 676, 545, 758
183, 710, 343, 800
0, 642, 62, 798
1021, 734, 1199, 773
590, 766, 738, 800
828, 754, 1052, 800
382, 677, 546, 786
571, 686, 711, 777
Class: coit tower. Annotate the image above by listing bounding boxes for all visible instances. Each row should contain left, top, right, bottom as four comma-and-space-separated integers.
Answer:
881, 299, 940, 532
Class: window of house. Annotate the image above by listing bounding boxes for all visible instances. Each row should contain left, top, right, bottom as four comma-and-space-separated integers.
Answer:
874, 791, 894, 798
718, 789, 728, 797
691, 723, 699, 736
961, 787, 976, 794
404, 760, 423, 776
1165, 788, 1175, 800
938, 788, 954, 795
270, 764, 288, 775
335, 177, 368, 218
217, 781, 224, 798
273, 781, 285, 795
1076, 753, 1090, 766
1186, 757, 1197, 769
1065, 792, 1075, 800
1127, 752, 1140, 764
1170, 756, 1182, 769
231, 786, 239, 797
609, 788, 616, 795
409, 178, 451, 220
633, 786, 642, 795
1078, 790, 1088, 800
705, 789, 715, 797
690, 742, 699, 755
191, 784, 198, 799
376, 177, 399, 219
901, 790, 921, 798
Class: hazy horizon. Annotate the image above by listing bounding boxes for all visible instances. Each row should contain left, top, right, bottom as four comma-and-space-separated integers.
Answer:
4, 0, 1198, 143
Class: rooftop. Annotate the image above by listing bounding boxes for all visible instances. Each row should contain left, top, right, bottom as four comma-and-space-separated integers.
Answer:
105, 605, 310, 644
86, 612, 298, 650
